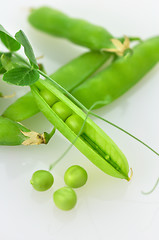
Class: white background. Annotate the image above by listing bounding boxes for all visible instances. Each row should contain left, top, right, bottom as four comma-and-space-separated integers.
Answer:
0, 0, 159, 239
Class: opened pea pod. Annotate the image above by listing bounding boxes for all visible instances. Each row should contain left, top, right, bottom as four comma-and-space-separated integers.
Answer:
31, 79, 130, 180
0, 27, 131, 180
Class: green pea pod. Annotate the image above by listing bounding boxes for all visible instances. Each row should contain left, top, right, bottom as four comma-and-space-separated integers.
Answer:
0, 116, 46, 146
28, 6, 113, 50
72, 36, 159, 109
31, 79, 130, 180
2, 91, 39, 122
3, 51, 110, 121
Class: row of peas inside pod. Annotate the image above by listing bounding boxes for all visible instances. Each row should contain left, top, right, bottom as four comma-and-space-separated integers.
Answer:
30, 165, 88, 211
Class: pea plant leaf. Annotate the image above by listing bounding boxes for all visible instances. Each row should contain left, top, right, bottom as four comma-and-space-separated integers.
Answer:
3, 67, 39, 86
15, 30, 38, 69
0, 25, 21, 52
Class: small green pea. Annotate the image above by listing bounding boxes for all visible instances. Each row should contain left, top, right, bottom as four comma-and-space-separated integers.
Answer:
64, 165, 88, 188
52, 101, 73, 121
53, 187, 77, 211
40, 89, 58, 106
30, 170, 54, 191
65, 114, 84, 134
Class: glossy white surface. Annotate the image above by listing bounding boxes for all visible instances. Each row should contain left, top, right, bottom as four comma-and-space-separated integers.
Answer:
0, 0, 159, 239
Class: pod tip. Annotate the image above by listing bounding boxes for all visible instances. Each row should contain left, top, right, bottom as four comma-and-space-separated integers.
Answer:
128, 168, 133, 182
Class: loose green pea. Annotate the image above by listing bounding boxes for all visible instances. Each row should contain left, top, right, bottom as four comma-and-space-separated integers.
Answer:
40, 89, 58, 106
53, 187, 77, 211
65, 114, 84, 134
64, 165, 88, 188
30, 170, 54, 191
52, 101, 72, 121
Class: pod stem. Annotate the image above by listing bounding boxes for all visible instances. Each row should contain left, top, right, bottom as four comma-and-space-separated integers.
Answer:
44, 127, 56, 144
118, 36, 143, 43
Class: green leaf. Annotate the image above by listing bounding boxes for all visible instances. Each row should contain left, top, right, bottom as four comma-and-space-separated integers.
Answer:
3, 67, 39, 86
15, 30, 38, 68
0, 25, 21, 51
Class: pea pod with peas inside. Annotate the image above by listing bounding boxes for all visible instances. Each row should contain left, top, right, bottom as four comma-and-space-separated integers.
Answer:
31, 79, 130, 180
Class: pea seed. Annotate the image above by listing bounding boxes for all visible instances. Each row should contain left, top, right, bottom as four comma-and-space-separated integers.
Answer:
64, 165, 88, 188
40, 89, 58, 106
52, 101, 72, 121
53, 187, 77, 211
65, 114, 84, 134
30, 170, 54, 191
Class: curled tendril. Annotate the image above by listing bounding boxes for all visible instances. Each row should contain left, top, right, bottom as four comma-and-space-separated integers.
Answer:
141, 177, 159, 195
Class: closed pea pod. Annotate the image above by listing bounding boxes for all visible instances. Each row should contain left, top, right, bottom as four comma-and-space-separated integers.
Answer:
28, 6, 113, 51
28, 6, 140, 51
31, 79, 130, 180
0, 116, 29, 145
72, 36, 159, 109
2, 91, 39, 122
0, 116, 46, 146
